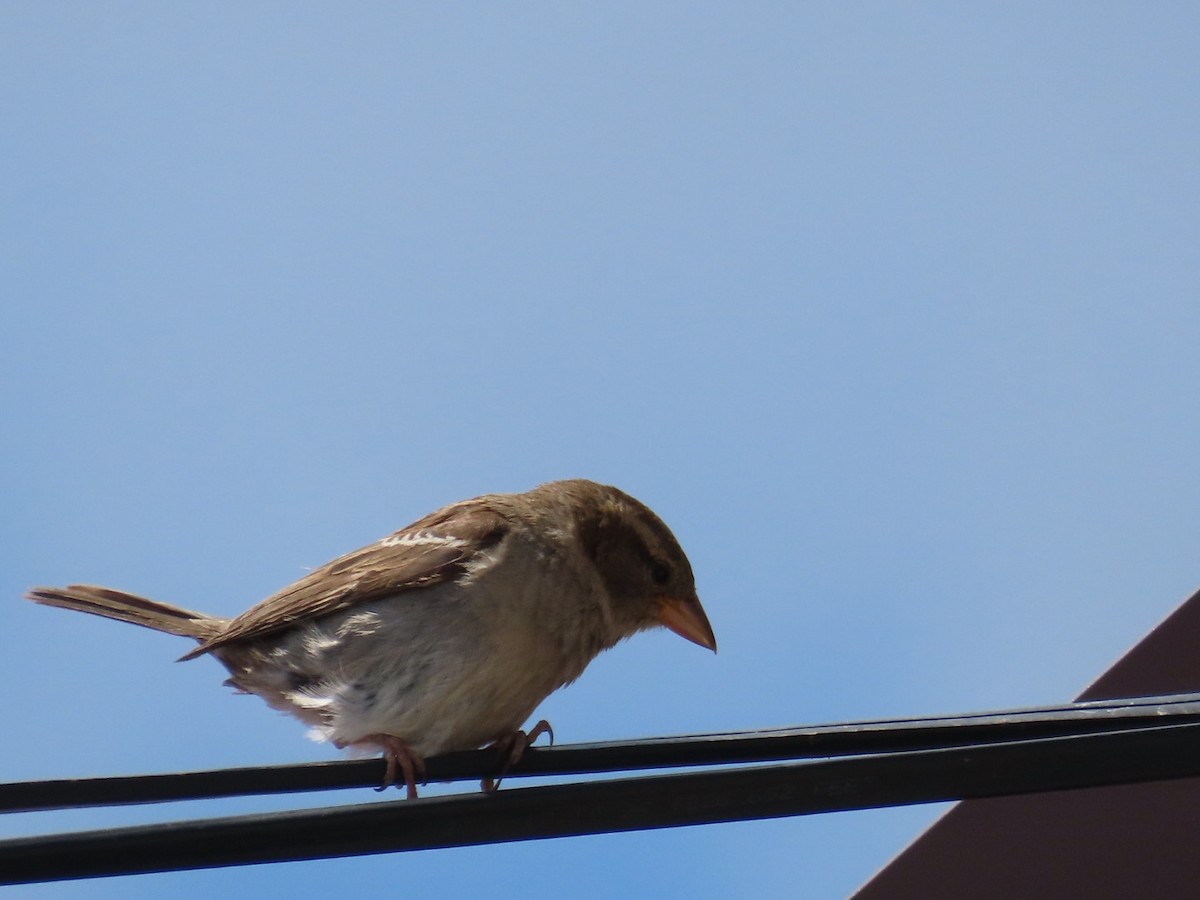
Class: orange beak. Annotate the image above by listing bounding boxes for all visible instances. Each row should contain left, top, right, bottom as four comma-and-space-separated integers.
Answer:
658, 594, 717, 652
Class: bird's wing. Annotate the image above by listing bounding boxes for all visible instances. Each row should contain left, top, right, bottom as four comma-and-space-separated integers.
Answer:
181, 500, 510, 659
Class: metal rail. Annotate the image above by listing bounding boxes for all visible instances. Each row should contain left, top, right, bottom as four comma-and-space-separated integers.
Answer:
6, 693, 1200, 884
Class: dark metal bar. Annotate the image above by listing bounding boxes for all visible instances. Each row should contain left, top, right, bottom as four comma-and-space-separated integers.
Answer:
6, 692, 1200, 814
4, 720, 1200, 884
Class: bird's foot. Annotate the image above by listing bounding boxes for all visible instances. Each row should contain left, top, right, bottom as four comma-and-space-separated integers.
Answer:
368, 734, 427, 798
482, 719, 555, 793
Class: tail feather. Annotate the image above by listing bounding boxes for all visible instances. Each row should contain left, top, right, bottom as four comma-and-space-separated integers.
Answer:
25, 584, 227, 644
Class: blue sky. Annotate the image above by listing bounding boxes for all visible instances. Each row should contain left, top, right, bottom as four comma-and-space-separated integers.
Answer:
4, 4, 1199, 897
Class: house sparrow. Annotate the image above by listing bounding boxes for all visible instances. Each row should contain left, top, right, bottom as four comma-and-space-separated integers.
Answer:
26, 479, 716, 797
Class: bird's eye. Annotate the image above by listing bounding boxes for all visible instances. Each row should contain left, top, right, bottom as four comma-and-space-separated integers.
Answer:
650, 559, 672, 585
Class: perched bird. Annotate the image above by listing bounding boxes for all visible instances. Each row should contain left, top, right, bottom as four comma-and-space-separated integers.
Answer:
26, 479, 716, 797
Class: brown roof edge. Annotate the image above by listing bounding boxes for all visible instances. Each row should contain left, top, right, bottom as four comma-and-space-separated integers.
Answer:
853, 585, 1200, 900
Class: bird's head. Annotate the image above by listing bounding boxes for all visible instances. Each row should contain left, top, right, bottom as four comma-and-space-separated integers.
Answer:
542, 479, 717, 653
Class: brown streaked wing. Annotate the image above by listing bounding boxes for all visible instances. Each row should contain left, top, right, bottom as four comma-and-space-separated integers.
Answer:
180, 501, 510, 659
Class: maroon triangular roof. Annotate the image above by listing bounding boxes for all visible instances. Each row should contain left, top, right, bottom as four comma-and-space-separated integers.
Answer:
854, 586, 1200, 899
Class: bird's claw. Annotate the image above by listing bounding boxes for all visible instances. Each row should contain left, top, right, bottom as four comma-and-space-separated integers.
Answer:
372, 735, 426, 798
482, 719, 554, 793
